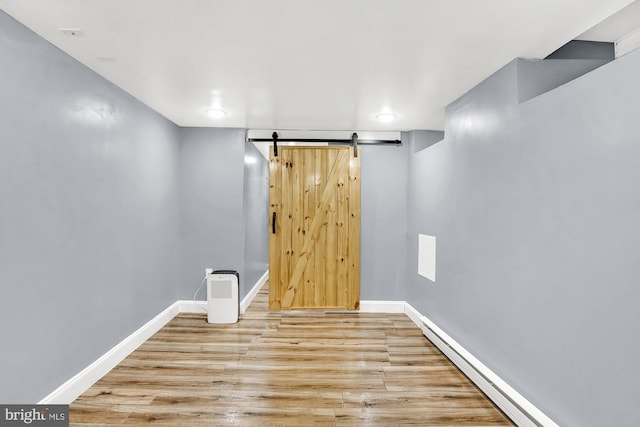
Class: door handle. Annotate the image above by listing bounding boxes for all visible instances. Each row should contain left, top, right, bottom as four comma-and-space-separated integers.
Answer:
272, 212, 276, 234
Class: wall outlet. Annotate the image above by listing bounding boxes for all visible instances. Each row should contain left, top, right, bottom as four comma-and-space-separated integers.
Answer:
205, 268, 213, 276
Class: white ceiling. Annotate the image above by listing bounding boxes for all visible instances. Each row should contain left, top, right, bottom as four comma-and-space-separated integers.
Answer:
578, 0, 640, 42
0, 0, 635, 131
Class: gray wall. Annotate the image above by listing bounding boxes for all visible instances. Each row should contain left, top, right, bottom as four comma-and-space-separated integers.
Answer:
178, 128, 247, 297
360, 143, 409, 300
404, 54, 640, 426
242, 143, 269, 293
0, 11, 181, 403
517, 58, 610, 103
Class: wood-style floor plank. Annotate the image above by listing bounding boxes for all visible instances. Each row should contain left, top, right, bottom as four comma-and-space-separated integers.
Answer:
70, 283, 513, 426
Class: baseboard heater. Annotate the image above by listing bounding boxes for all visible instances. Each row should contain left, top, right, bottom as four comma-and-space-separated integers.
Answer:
421, 320, 544, 427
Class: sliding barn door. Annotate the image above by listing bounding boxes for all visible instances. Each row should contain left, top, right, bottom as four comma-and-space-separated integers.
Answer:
269, 146, 360, 310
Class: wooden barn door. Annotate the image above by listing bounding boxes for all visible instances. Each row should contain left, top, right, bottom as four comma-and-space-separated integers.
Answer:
269, 146, 360, 310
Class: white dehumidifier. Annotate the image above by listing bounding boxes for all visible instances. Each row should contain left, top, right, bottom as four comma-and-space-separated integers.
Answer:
207, 270, 239, 324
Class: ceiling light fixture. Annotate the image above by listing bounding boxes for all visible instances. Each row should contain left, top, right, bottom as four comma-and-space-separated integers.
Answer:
205, 108, 227, 119
376, 112, 397, 122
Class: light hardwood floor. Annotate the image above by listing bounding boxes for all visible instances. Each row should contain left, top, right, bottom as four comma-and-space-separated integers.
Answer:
70, 283, 514, 426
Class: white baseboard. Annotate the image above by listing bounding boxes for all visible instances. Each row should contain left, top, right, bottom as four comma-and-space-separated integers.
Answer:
39, 271, 269, 405
39, 301, 182, 404
404, 303, 558, 427
241, 270, 268, 313
177, 300, 208, 313
359, 300, 405, 313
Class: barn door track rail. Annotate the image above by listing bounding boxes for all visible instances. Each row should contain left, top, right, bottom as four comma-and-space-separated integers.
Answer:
246, 130, 401, 158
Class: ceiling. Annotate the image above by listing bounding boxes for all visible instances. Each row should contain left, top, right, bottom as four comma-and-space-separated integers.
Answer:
0, 0, 636, 131
578, 0, 640, 41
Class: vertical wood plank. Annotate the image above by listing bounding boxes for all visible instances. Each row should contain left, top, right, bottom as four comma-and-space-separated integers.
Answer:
347, 147, 361, 309
302, 149, 316, 308
336, 150, 349, 308
281, 149, 293, 308
315, 149, 327, 308
325, 149, 338, 307
290, 148, 304, 307
268, 146, 281, 310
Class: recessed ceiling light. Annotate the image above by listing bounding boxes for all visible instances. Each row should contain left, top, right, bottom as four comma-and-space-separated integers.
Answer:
376, 112, 397, 122
205, 108, 227, 119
